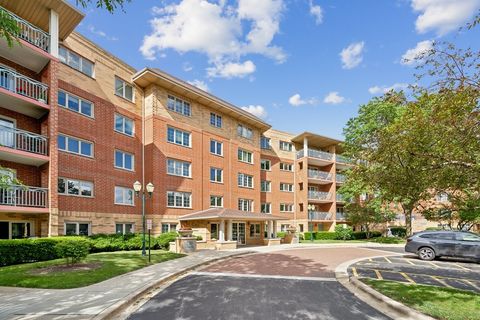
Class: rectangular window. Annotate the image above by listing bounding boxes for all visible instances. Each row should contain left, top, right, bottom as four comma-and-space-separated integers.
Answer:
116, 223, 134, 234
114, 114, 134, 136
210, 112, 222, 128
58, 134, 93, 157
249, 223, 261, 238
58, 90, 93, 117
167, 159, 191, 177
115, 77, 134, 101
238, 198, 253, 212
167, 95, 191, 116
65, 222, 90, 236
115, 150, 134, 171
238, 173, 254, 188
167, 127, 191, 147
279, 141, 293, 152
238, 149, 253, 164
280, 162, 293, 171
210, 139, 223, 156
59, 46, 94, 77
237, 124, 253, 139
280, 203, 294, 212
260, 180, 271, 192
280, 183, 294, 192
161, 223, 177, 233
167, 191, 192, 208
210, 167, 223, 183
260, 159, 271, 171
210, 195, 223, 208
115, 186, 134, 206
261, 203, 271, 214
260, 136, 271, 149
58, 177, 93, 197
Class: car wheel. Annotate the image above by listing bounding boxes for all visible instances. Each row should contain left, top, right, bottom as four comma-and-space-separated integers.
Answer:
418, 247, 436, 261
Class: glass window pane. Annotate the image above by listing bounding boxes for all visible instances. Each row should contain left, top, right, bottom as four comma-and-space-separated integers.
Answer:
126, 189, 133, 204
125, 84, 133, 101
58, 91, 66, 106
167, 128, 174, 142
65, 223, 77, 235
59, 47, 67, 63
81, 101, 92, 117
115, 187, 123, 203
115, 78, 124, 96
69, 52, 80, 69
124, 118, 133, 136
68, 180, 80, 195
78, 224, 89, 236
115, 151, 123, 167
58, 178, 65, 194
125, 224, 133, 234
81, 59, 93, 77
68, 138, 79, 153
58, 135, 66, 150
80, 182, 92, 197
80, 141, 92, 156
124, 153, 133, 170
116, 224, 123, 234
68, 95, 79, 112
115, 114, 124, 132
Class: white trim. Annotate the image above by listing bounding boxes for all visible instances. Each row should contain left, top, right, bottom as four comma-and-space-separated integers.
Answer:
0, 220, 35, 239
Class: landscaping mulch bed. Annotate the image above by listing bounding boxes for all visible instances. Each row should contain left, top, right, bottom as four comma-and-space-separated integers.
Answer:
29, 262, 102, 275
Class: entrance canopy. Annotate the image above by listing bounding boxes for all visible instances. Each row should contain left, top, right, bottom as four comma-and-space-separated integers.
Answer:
179, 208, 288, 222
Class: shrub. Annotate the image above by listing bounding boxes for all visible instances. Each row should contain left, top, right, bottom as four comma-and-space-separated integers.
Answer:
369, 237, 405, 244
276, 232, 286, 239
426, 227, 443, 231
352, 231, 382, 239
0, 238, 60, 266
389, 227, 407, 238
298, 233, 304, 240
55, 239, 90, 264
195, 235, 203, 241
157, 232, 179, 250
303, 232, 337, 240
335, 225, 353, 240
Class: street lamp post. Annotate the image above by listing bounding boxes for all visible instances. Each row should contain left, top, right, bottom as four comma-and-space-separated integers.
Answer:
133, 181, 154, 256
307, 204, 315, 242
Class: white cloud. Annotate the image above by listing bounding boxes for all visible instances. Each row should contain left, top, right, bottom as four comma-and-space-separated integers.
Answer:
309, 1, 323, 25
411, 0, 480, 36
141, 0, 286, 78
323, 91, 346, 104
87, 25, 118, 41
206, 60, 256, 78
183, 62, 193, 72
241, 105, 268, 119
368, 83, 409, 95
288, 93, 317, 106
187, 79, 209, 92
340, 41, 365, 69
401, 40, 433, 65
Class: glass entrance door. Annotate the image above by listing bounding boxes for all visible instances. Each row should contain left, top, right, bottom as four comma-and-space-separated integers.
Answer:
232, 222, 246, 245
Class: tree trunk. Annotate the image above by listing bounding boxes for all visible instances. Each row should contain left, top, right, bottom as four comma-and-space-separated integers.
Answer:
405, 208, 413, 236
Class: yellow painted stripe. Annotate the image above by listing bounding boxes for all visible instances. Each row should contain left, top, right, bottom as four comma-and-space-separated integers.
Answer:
462, 280, 480, 291
431, 276, 453, 288
355, 267, 472, 282
453, 263, 470, 271
352, 267, 359, 277
374, 270, 383, 280
384, 257, 392, 264
427, 261, 439, 268
400, 272, 415, 284
404, 259, 415, 266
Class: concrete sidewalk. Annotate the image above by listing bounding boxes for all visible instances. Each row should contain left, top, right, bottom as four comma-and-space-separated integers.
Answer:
0, 250, 247, 320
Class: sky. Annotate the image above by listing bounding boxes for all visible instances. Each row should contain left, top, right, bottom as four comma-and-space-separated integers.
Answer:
72, 0, 480, 139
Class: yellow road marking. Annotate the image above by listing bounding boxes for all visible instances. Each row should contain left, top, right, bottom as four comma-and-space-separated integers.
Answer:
374, 270, 383, 280
431, 276, 453, 288
426, 261, 439, 268
453, 263, 470, 271
352, 267, 359, 277
404, 259, 415, 266
384, 257, 392, 264
400, 272, 415, 284
356, 267, 474, 283
462, 279, 480, 291
368, 258, 373, 262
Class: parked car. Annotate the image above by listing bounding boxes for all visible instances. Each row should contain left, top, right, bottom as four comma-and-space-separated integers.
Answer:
405, 231, 480, 262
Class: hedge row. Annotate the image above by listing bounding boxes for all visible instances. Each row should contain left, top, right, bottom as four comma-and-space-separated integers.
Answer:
352, 231, 382, 239
302, 231, 382, 241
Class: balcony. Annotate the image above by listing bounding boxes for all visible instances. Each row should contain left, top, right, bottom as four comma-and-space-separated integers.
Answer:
308, 169, 332, 184
308, 211, 333, 221
0, 66, 49, 118
307, 191, 332, 203
336, 212, 346, 220
336, 154, 354, 169
297, 149, 334, 166
0, 125, 49, 166
0, 185, 49, 213
336, 194, 345, 203
336, 173, 346, 184
0, 6, 52, 72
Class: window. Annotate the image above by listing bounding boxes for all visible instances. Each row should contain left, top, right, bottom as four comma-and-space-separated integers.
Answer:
167, 95, 191, 116
299, 224, 304, 232
280, 203, 294, 212
261, 180, 271, 192
210, 139, 223, 156
114, 114, 134, 136
281, 224, 289, 232
279, 141, 293, 151
58, 90, 93, 117
58, 134, 93, 157
115, 150, 134, 171
280, 162, 293, 172
116, 223, 134, 234
115, 77, 134, 101
167, 127, 191, 147
238, 149, 253, 164
249, 223, 261, 238
65, 222, 90, 236
58, 178, 93, 197
167, 191, 192, 208
59, 46, 94, 77
237, 124, 253, 139
260, 136, 271, 149
238, 173, 254, 188
210, 167, 223, 183
238, 198, 253, 212
280, 183, 294, 192
161, 223, 177, 233
167, 159, 191, 177
210, 195, 223, 208
210, 112, 222, 128
260, 159, 271, 171
261, 203, 271, 214
457, 233, 480, 242
115, 186, 134, 205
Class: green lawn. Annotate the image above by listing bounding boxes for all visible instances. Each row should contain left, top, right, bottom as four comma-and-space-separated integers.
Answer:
362, 279, 480, 320
0, 250, 184, 289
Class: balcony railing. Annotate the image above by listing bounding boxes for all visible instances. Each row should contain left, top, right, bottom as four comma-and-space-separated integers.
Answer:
0, 185, 48, 208
308, 191, 331, 201
308, 170, 332, 181
336, 173, 346, 183
0, 66, 48, 103
336, 194, 345, 202
0, 7, 50, 52
309, 211, 333, 220
336, 154, 354, 164
0, 125, 48, 156
336, 212, 346, 220
297, 149, 334, 161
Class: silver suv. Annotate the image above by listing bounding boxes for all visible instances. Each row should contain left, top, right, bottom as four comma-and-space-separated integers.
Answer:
405, 231, 480, 262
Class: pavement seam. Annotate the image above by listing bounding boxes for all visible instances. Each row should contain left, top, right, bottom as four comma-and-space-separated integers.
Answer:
190, 271, 337, 282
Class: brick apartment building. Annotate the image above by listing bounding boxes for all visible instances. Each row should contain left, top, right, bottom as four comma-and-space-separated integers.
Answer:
0, 1, 435, 245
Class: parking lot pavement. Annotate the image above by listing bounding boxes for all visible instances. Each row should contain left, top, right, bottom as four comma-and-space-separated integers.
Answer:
348, 255, 480, 293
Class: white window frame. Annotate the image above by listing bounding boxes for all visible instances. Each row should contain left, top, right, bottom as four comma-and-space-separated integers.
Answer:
261, 180, 271, 192
238, 173, 254, 188
114, 186, 134, 206
210, 112, 222, 128
166, 158, 191, 178
167, 94, 191, 116
116, 223, 135, 234
161, 223, 178, 233
279, 141, 293, 152
59, 46, 94, 77
115, 76, 134, 102
58, 90, 94, 118
261, 203, 271, 214
260, 136, 271, 150
280, 162, 293, 172
0, 220, 35, 239
260, 159, 271, 171
114, 113, 135, 137
167, 127, 191, 147
238, 148, 253, 164
64, 221, 91, 236
238, 198, 253, 212
210, 167, 223, 183
210, 195, 223, 208
167, 191, 192, 208
237, 124, 253, 139
58, 177, 94, 198
280, 183, 294, 192
58, 134, 94, 158
280, 203, 294, 212
114, 150, 135, 171
210, 139, 223, 156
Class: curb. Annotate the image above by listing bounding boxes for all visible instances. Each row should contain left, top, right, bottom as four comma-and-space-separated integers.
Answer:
94, 251, 254, 320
